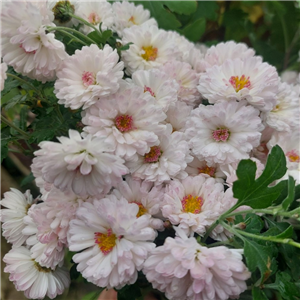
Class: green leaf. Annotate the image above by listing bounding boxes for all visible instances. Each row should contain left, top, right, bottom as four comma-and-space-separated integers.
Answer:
5, 94, 27, 110
282, 176, 296, 210
279, 244, 300, 280
244, 239, 277, 283
191, 1, 219, 21
21, 173, 35, 187
252, 287, 268, 300
223, 8, 248, 41
235, 213, 264, 234
233, 145, 287, 209
19, 106, 28, 131
117, 284, 142, 300
163, 1, 197, 15
181, 18, 206, 42
1, 139, 8, 163
82, 289, 105, 300
262, 219, 293, 239
134, 1, 181, 30
265, 272, 300, 300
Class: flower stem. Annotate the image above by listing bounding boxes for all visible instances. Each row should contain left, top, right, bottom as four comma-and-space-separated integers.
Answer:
1, 115, 30, 138
68, 12, 101, 34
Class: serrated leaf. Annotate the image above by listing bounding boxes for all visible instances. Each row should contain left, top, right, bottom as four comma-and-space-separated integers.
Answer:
282, 176, 296, 210
279, 244, 300, 280
5, 94, 27, 110
117, 284, 142, 300
181, 18, 206, 42
19, 106, 28, 131
252, 287, 268, 300
244, 239, 277, 283
265, 272, 300, 300
233, 145, 287, 209
1, 139, 8, 162
191, 1, 219, 21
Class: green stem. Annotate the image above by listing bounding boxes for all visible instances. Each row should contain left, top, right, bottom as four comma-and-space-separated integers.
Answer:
220, 221, 300, 249
8, 148, 23, 154
1, 115, 30, 138
68, 12, 101, 34
47, 26, 96, 46
55, 105, 64, 123
202, 203, 239, 242
278, 13, 289, 53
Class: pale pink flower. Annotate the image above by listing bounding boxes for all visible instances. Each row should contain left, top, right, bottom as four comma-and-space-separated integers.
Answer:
0, 189, 34, 247
31, 130, 128, 197
185, 100, 264, 165
4, 246, 70, 299
126, 124, 193, 184
68, 196, 156, 289
143, 229, 250, 300
112, 176, 164, 230
198, 57, 279, 112
82, 85, 167, 161
55, 44, 124, 110
1, 62, 8, 91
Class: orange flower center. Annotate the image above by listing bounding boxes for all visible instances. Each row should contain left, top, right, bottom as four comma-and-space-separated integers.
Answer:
128, 16, 136, 24
132, 202, 147, 217
141, 46, 158, 61
286, 150, 300, 163
181, 194, 203, 214
198, 165, 216, 177
94, 229, 119, 255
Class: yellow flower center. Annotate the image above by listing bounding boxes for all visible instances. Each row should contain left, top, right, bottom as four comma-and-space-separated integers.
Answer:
133, 202, 147, 217
286, 150, 300, 163
33, 260, 52, 273
181, 194, 204, 214
144, 146, 162, 163
88, 12, 101, 25
141, 46, 158, 61
229, 75, 251, 92
94, 229, 118, 255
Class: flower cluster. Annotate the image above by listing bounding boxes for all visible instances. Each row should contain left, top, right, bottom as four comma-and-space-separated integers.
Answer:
1, 1, 299, 300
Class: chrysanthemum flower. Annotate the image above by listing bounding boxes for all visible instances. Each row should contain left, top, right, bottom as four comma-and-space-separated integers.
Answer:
185, 100, 264, 165
76, 1, 114, 34
160, 61, 201, 106
165, 101, 193, 133
262, 81, 300, 132
112, 1, 157, 37
121, 25, 179, 75
3, 246, 70, 299
129, 69, 179, 111
161, 175, 235, 237
31, 130, 128, 197
82, 85, 167, 161
198, 57, 279, 112
185, 156, 225, 183
55, 44, 124, 110
126, 124, 192, 183
143, 229, 250, 300
112, 176, 164, 230
1, 1, 67, 82
1, 62, 8, 91
199, 41, 256, 73
68, 196, 156, 289
0, 189, 34, 247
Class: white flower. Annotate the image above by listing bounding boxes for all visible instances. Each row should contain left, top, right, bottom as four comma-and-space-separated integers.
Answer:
82, 85, 167, 161
143, 230, 250, 300
1, 2, 67, 82
199, 41, 256, 72
184, 47, 205, 74
76, 1, 114, 34
185, 100, 264, 165
160, 61, 201, 106
55, 44, 124, 110
3, 246, 70, 299
67, 196, 156, 289
129, 69, 179, 112
112, 1, 157, 37
198, 57, 279, 112
0, 189, 33, 247
281, 70, 299, 85
165, 101, 193, 133
112, 176, 164, 230
185, 156, 225, 183
1, 62, 8, 91
161, 175, 235, 237
31, 130, 128, 197
126, 124, 193, 184
262, 81, 300, 132
121, 25, 179, 75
